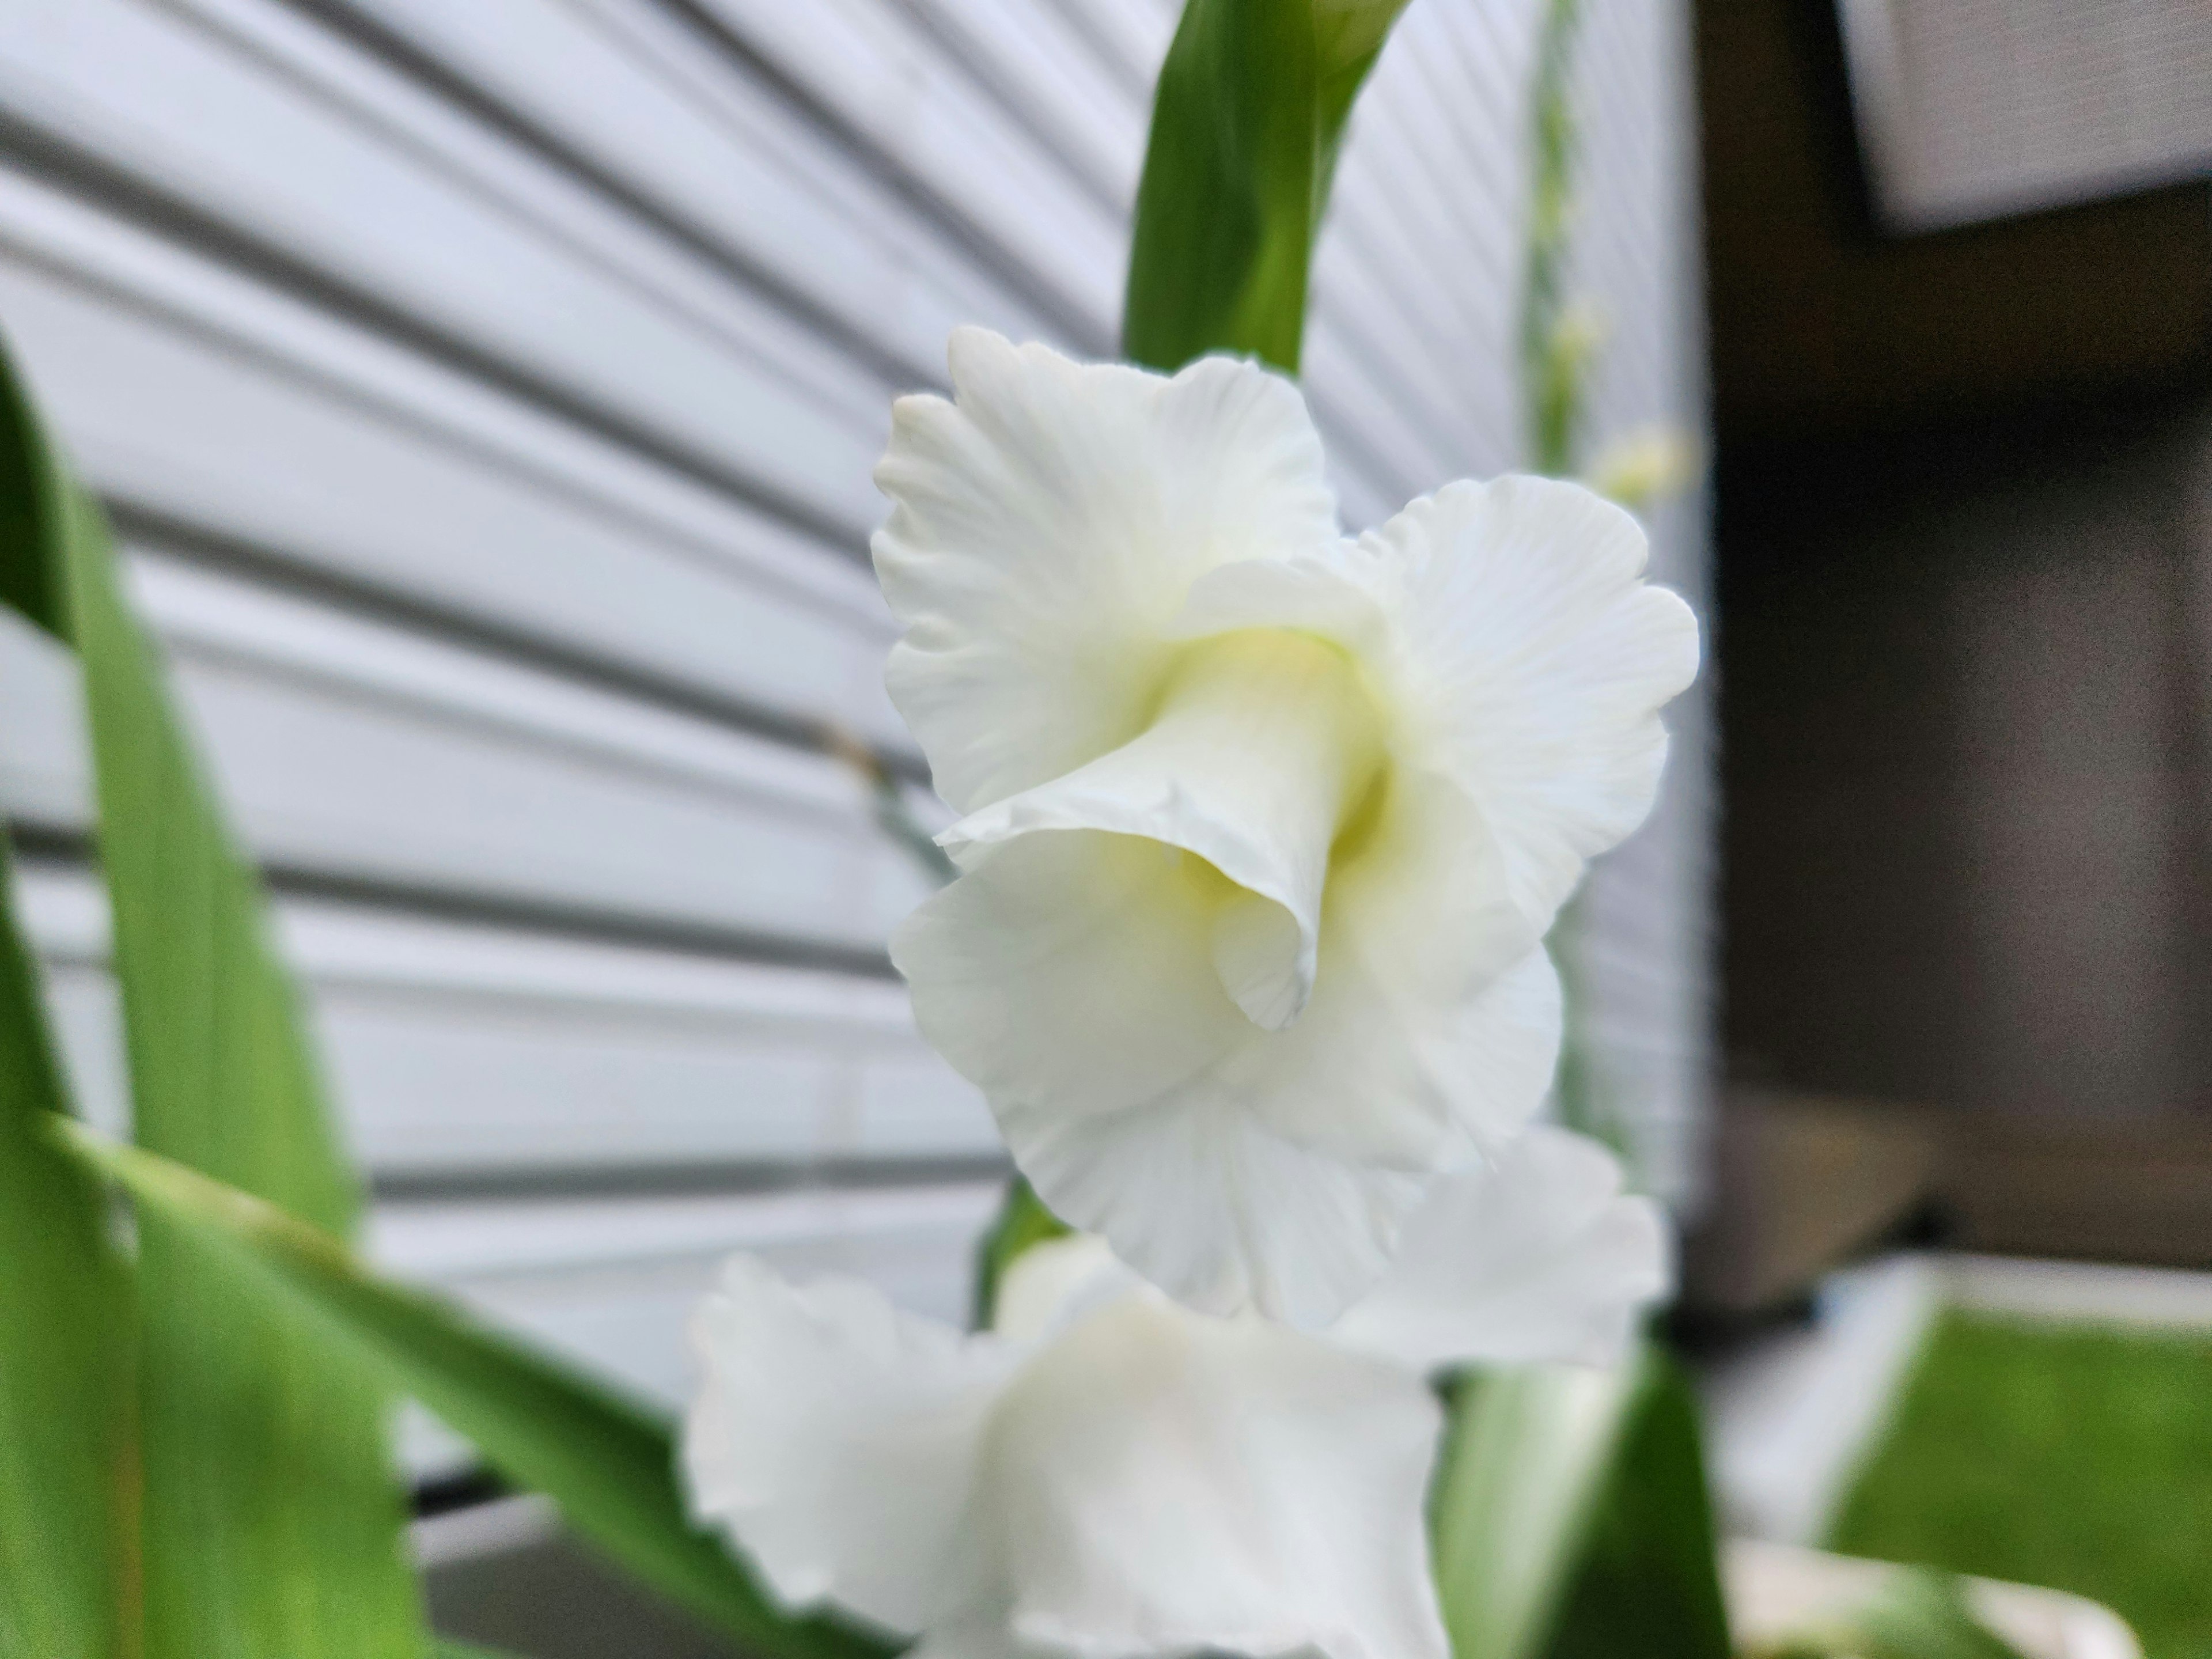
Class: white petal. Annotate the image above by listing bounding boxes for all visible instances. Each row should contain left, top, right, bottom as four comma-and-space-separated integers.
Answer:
943, 628, 1385, 1029
1009, 1089, 1432, 1329
1422, 943, 1567, 1160
1361, 476, 1701, 933
903, 1608, 1035, 1659
896, 820, 1411, 1325
683, 1256, 1015, 1634
990, 1233, 1141, 1346
894, 798, 1565, 1327
873, 329, 1338, 815
1246, 782, 1561, 1165
893, 828, 1251, 1129
1171, 546, 1391, 653
1326, 1125, 1672, 1373
982, 1294, 1450, 1659
1161, 552, 1567, 1147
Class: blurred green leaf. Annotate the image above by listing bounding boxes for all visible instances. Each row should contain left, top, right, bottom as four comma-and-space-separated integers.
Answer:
0, 838, 133, 1658
0, 329, 425, 1657
1431, 1344, 1730, 1659
0, 320, 65, 634
1123, 0, 1409, 374
1540, 1349, 1732, 1659
972, 1177, 1071, 1326
1432, 1359, 1634, 1659
62, 1123, 896, 1659
1521, 0, 1587, 477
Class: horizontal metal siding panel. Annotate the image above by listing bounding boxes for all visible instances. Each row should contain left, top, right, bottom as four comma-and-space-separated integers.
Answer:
1042, 0, 1176, 101
377, 1181, 1001, 1474
1555, 0, 1715, 1205
373, 1183, 1002, 1302
562, 0, 1080, 349
0, 555, 935, 953
0, 0, 891, 540
1320, 10, 1527, 473
670, 0, 1127, 343
268, 0, 1460, 542
172, 0, 1035, 388
0, 230, 908, 748
171, 0, 901, 437
902, 0, 1148, 215
13, 861, 995, 1178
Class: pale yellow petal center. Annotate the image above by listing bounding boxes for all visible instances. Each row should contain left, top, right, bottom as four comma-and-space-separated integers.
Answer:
937, 626, 1389, 1034
1127, 628, 1386, 1028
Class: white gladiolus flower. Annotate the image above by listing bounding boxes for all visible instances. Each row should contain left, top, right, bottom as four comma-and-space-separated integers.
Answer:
685, 1127, 1668, 1659
873, 329, 1699, 1326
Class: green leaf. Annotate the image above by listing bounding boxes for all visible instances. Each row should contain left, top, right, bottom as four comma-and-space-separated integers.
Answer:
1539, 1351, 1732, 1659
971, 1177, 1071, 1327
0, 321, 65, 634
0, 329, 426, 1657
59, 1123, 896, 1659
1430, 1344, 1730, 1659
1431, 1361, 1638, 1659
1122, 0, 1409, 374
0, 839, 133, 1659
1520, 0, 1588, 477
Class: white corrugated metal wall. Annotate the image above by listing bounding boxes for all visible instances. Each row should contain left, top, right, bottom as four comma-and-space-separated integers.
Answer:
0, 0, 1710, 1478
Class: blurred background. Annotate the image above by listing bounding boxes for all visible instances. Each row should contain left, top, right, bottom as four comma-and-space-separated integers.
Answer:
0, 0, 2202, 1655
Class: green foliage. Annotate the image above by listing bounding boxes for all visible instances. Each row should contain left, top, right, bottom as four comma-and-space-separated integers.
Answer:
1832, 1310, 2212, 1659
0, 839, 133, 1659
0, 329, 65, 633
1540, 1351, 1732, 1659
0, 329, 426, 1657
1430, 1344, 1730, 1659
1431, 1362, 1638, 1659
61, 1124, 896, 1659
972, 1177, 1072, 1327
1521, 0, 1588, 477
1123, 0, 1408, 374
